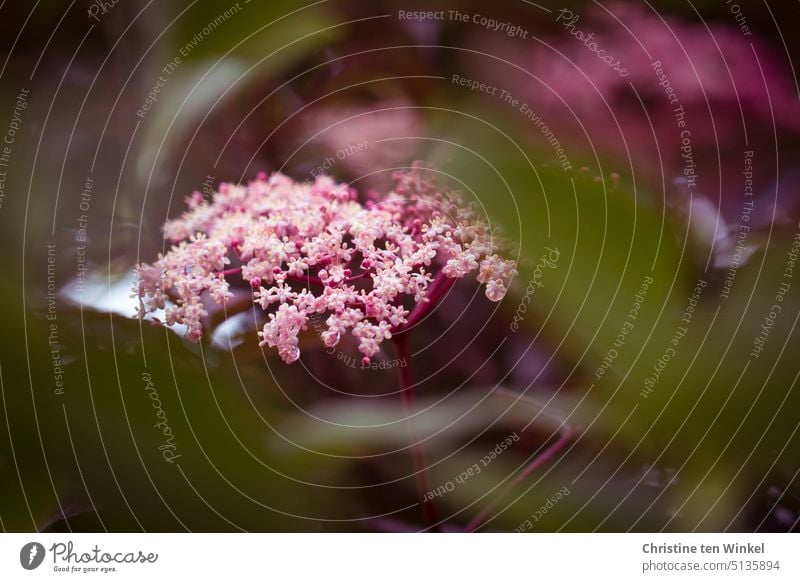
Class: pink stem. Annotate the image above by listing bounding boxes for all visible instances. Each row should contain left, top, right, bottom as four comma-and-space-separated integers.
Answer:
344, 272, 369, 283
464, 427, 574, 532
284, 272, 368, 286
285, 273, 325, 285
394, 271, 456, 334
216, 267, 367, 286
394, 334, 440, 531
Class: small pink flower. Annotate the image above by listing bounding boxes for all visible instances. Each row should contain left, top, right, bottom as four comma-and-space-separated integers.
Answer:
258, 304, 307, 363
484, 279, 508, 303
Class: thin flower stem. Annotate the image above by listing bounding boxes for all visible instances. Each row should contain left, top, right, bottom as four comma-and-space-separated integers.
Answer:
216, 267, 368, 286
394, 334, 440, 531
285, 274, 325, 285
464, 427, 574, 532
284, 272, 368, 286
344, 272, 369, 283
394, 271, 456, 335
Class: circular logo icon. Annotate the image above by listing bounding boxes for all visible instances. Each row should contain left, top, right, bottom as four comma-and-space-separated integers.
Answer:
19, 542, 45, 570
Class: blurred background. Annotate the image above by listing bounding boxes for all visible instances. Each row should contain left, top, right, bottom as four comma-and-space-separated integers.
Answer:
1, 0, 800, 532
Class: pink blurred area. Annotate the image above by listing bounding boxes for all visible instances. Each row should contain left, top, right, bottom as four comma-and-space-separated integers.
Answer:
468, 1, 800, 221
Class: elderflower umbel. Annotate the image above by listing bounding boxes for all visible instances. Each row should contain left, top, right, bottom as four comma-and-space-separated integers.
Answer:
134, 166, 517, 364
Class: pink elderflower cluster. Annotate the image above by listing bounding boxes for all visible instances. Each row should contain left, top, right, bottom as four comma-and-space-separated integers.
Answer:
134, 166, 517, 364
